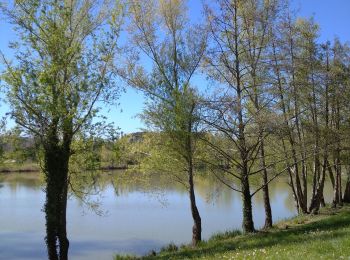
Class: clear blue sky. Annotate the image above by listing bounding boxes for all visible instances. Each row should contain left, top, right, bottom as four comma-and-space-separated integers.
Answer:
1, 0, 349, 133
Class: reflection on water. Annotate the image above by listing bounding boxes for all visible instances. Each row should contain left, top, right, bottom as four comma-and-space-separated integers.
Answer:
0, 171, 334, 259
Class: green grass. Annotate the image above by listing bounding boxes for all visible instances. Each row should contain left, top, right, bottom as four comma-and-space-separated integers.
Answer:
115, 205, 350, 259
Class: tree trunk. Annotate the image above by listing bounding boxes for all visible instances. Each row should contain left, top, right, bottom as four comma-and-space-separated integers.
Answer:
288, 168, 300, 212
332, 138, 342, 207
293, 163, 308, 214
45, 182, 59, 260
332, 98, 342, 207
44, 128, 71, 260
309, 159, 326, 214
58, 170, 69, 260
260, 142, 272, 228
332, 165, 340, 208
343, 179, 350, 203
188, 166, 201, 246
338, 169, 343, 206
301, 163, 308, 212
343, 176, 350, 203
281, 137, 299, 212
327, 160, 335, 189
241, 171, 255, 233
262, 170, 272, 228
272, 41, 306, 214
332, 156, 342, 207
289, 23, 308, 215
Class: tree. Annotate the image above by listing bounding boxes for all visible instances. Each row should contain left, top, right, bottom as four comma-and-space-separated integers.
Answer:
0, 1, 122, 259
270, 13, 350, 214
203, 0, 280, 233
329, 39, 350, 207
120, 0, 206, 246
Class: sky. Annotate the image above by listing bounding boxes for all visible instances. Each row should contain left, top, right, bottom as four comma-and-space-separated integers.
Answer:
0, 0, 349, 134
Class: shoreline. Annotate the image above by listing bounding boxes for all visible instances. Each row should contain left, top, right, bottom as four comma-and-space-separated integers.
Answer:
0, 165, 129, 174
115, 205, 350, 259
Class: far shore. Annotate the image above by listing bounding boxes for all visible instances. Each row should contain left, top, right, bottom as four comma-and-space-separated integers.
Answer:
0, 165, 129, 174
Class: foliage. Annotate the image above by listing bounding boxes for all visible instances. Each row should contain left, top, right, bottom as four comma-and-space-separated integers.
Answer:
0, 1, 124, 257
0, 128, 38, 164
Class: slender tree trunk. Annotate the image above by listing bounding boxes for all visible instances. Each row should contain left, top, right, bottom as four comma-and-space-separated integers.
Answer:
309, 158, 327, 214
310, 51, 330, 212
250, 61, 272, 229
311, 164, 317, 204
301, 163, 308, 212
289, 24, 308, 214
332, 99, 342, 207
309, 76, 325, 213
272, 41, 306, 214
332, 156, 342, 207
288, 170, 299, 212
338, 168, 343, 206
188, 164, 201, 246
310, 137, 321, 208
343, 167, 350, 203
293, 157, 307, 213
327, 160, 335, 189
332, 166, 340, 207
262, 169, 272, 228
186, 128, 201, 246
308, 45, 322, 213
260, 141, 272, 228
281, 138, 299, 212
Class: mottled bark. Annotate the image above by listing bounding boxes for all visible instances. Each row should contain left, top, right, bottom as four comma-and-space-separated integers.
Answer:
44, 126, 71, 260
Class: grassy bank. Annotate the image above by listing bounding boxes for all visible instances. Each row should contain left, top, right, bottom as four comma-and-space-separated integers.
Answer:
115, 205, 350, 259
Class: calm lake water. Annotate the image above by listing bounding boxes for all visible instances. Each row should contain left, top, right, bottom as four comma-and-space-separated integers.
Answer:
0, 171, 334, 260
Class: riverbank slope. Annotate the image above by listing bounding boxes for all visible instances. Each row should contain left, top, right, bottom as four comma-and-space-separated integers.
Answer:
116, 205, 350, 259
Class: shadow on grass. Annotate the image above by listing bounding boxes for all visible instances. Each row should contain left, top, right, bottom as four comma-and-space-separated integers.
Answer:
147, 209, 350, 259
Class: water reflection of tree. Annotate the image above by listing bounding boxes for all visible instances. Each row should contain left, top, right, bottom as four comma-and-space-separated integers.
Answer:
2, 170, 336, 217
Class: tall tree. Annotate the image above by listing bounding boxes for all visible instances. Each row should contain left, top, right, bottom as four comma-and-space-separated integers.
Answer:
120, 0, 206, 245
0, 1, 122, 259
203, 0, 279, 233
330, 39, 350, 207
270, 15, 318, 214
271, 14, 350, 214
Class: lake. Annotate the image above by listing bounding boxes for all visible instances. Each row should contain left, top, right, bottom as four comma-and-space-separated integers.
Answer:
0, 171, 334, 259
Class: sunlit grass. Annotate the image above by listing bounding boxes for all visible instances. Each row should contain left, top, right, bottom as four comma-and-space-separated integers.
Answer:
115, 205, 350, 259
